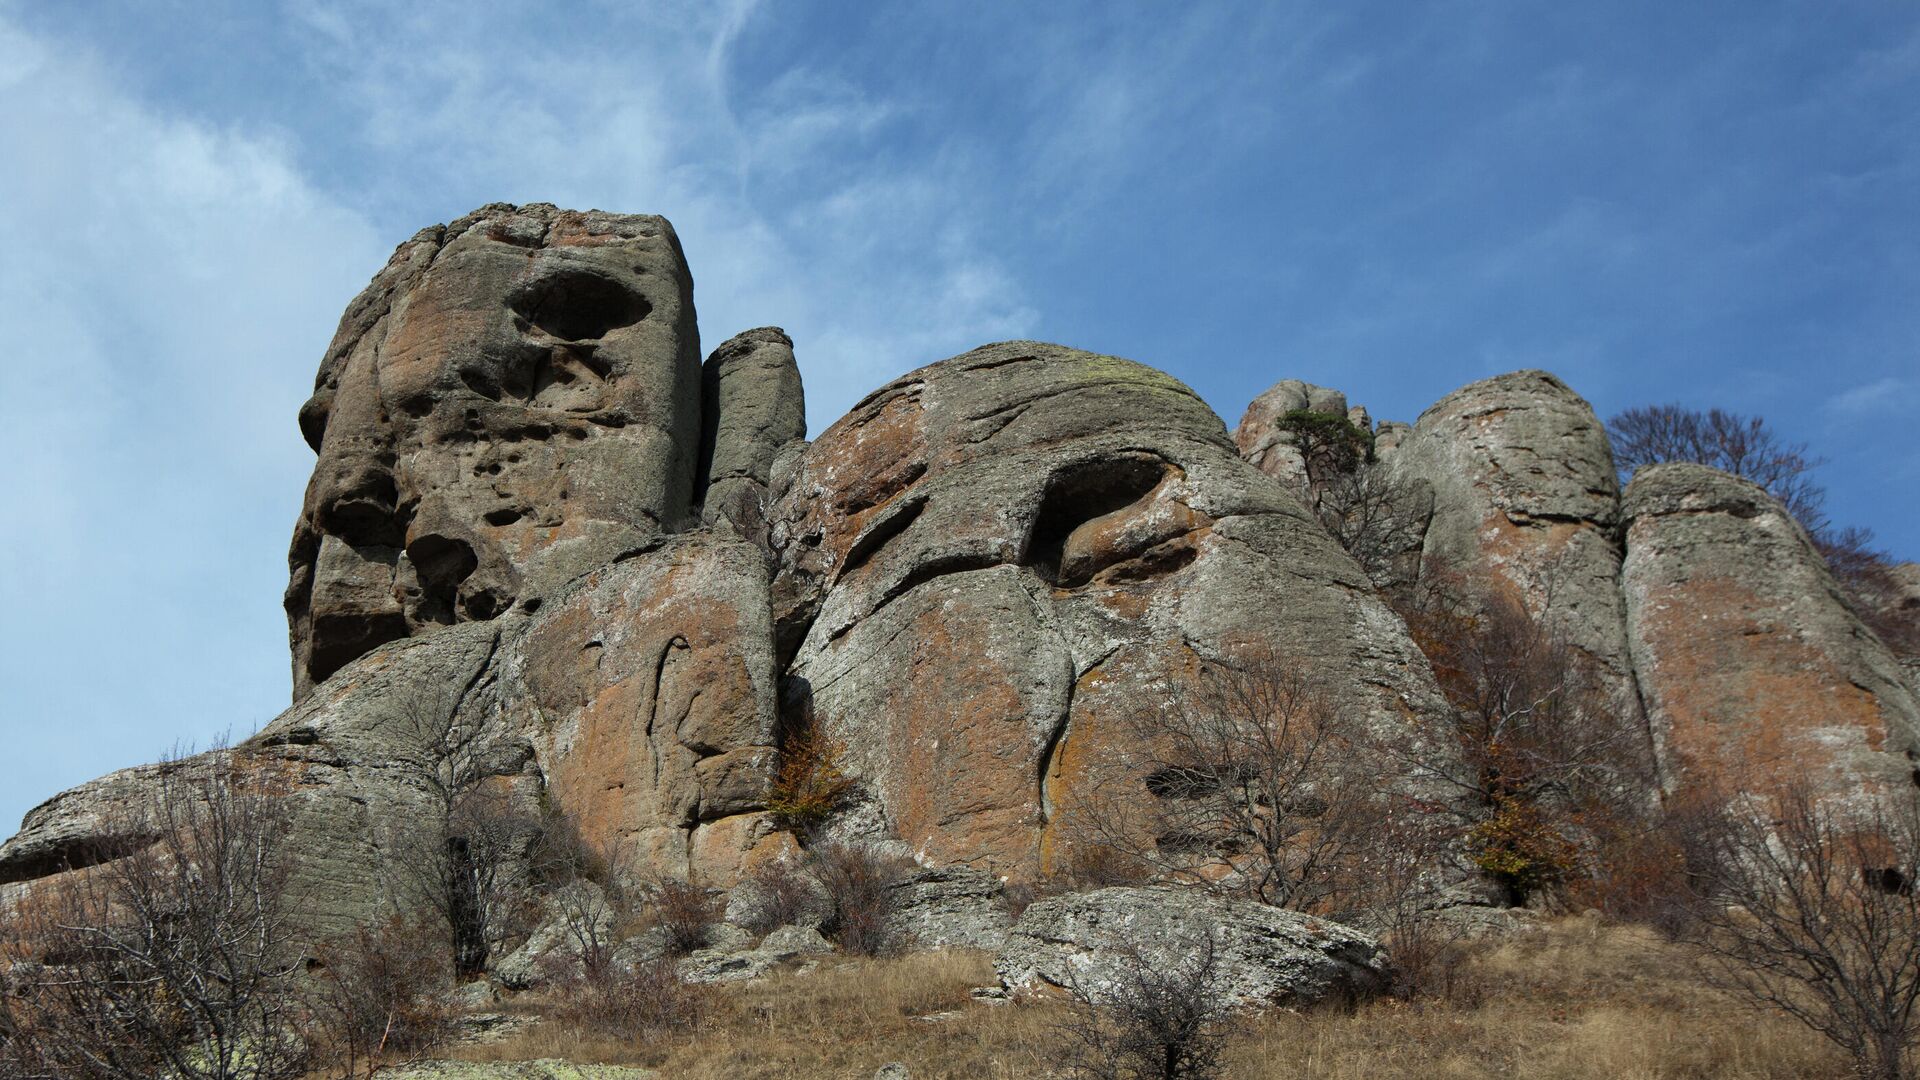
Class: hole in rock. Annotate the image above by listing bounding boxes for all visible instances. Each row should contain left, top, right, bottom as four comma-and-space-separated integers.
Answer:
508, 269, 651, 341
308, 610, 409, 686
1024, 454, 1168, 583
484, 507, 524, 527
408, 534, 478, 625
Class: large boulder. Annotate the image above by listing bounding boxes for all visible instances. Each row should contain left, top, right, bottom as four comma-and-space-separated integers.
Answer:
1621, 463, 1920, 794
1385, 370, 1637, 700
768, 341, 1460, 879
286, 203, 704, 699
994, 886, 1385, 1008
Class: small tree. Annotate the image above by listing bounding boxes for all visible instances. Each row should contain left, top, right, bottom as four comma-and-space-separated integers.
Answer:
1057, 932, 1230, 1080
0, 749, 307, 1080
1680, 782, 1920, 1080
1065, 649, 1395, 913
382, 693, 532, 980
1393, 570, 1657, 905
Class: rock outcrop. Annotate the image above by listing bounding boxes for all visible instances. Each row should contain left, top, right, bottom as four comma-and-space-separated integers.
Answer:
1233, 378, 1358, 487
698, 327, 807, 538
9, 201, 1916, 998
768, 341, 1461, 878
286, 203, 704, 699
994, 886, 1385, 1007
1385, 370, 1639, 703
1621, 463, 1920, 794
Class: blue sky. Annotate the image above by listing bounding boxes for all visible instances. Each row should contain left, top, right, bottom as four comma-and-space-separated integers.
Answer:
2, 1, 1915, 830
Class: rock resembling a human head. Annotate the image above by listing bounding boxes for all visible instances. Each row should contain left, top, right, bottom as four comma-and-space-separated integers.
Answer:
285, 204, 703, 698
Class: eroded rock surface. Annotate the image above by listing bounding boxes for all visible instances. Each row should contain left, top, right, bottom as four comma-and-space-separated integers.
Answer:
995, 886, 1385, 1008
698, 326, 807, 538
287, 203, 704, 699
1386, 370, 1637, 699
1233, 378, 1354, 487
1621, 463, 1920, 793
769, 341, 1460, 878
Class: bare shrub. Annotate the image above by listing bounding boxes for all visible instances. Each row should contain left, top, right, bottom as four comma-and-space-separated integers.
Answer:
382, 693, 536, 980
305, 913, 452, 1078
1676, 781, 1920, 1080
1393, 571, 1657, 907
549, 955, 709, 1037
525, 810, 634, 980
1606, 403, 1911, 652
807, 841, 912, 957
0, 749, 307, 1080
1608, 404, 1828, 523
1065, 649, 1390, 913
1311, 466, 1433, 591
649, 878, 719, 956
1056, 932, 1231, 1080
732, 858, 820, 935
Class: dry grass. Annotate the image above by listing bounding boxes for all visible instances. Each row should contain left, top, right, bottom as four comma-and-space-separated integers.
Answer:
432, 916, 1839, 1079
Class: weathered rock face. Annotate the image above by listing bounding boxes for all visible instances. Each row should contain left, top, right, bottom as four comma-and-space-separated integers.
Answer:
698, 327, 807, 538
1621, 463, 1920, 794
286, 203, 704, 699
506, 530, 782, 882
994, 886, 1385, 1008
1385, 370, 1638, 699
769, 341, 1459, 878
1233, 378, 1353, 487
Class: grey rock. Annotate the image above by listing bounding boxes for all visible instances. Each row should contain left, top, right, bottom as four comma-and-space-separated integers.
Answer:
769, 341, 1463, 880
288, 203, 704, 699
995, 886, 1385, 1009
1232, 378, 1354, 487
758, 924, 834, 960
1621, 463, 1920, 794
3, 529, 779, 939
883, 866, 1013, 951
1386, 369, 1638, 702
874, 1065, 912, 1080
699, 327, 807, 537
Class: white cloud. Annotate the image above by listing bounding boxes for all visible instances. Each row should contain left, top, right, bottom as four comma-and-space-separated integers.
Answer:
1828, 376, 1920, 416
0, 13, 387, 829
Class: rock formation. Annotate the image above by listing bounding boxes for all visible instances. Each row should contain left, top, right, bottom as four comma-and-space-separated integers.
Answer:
768, 341, 1459, 877
1621, 463, 1920, 795
994, 886, 1386, 1007
6, 202, 1917, 998
286, 203, 704, 699
1382, 370, 1639, 705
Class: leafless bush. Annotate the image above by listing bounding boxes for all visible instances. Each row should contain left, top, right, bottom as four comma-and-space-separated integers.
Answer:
548, 955, 708, 1036
1311, 467, 1432, 591
807, 841, 913, 957
732, 858, 820, 935
0, 749, 307, 1080
381, 693, 536, 980
305, 913, 452, 1078
1056, 932, 1231, 1080
1393, 572, 1657, 906
649, 877, 718, 956
1606, 403, 1909, 648
525, 811, 634, 980
1608, 404, 1828, 523
1065, 650, 1390, 913
1676, 781, 1920, 1080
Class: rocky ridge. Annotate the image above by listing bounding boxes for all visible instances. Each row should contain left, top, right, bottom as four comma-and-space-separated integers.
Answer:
6, 203, 1919, 1003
